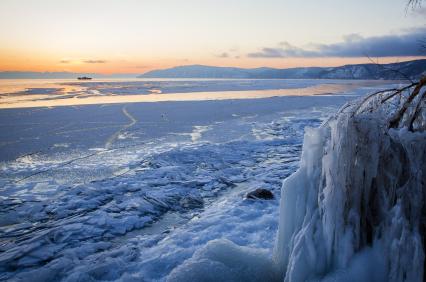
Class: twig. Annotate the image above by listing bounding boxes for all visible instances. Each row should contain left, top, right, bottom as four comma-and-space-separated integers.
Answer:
389, 76, 426, 128
352, 83, 416, 116
381, 83, 418, 103
408, 88, 426, 131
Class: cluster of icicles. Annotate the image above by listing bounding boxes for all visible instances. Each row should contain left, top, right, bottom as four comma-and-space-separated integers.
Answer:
274, 77, 426, 282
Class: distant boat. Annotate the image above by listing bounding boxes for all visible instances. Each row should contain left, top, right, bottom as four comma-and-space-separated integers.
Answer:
77, 76, 92, 80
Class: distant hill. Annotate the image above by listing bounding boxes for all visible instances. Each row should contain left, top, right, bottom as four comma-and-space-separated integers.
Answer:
3, 59, 425, 80
139, 59, 426, 80
0, 71, 137, 79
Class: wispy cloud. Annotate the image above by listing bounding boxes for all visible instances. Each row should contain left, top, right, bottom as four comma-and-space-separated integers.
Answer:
59, 60, 71, 64
216, 52, 229, 58
248, 27, 426, 58
83, 60, 107, 64
249, 42, 317, 58
215, 47, 241, 59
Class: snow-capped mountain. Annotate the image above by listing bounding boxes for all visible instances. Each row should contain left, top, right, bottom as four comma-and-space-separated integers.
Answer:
139, 59, 426, 80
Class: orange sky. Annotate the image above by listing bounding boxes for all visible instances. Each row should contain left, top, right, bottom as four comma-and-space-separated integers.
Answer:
0, 0, 424, 74
1, 48, 424, 74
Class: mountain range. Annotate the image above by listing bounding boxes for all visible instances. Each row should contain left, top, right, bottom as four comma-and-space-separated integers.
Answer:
138, 59, 426, 80
1, 59, 425, 80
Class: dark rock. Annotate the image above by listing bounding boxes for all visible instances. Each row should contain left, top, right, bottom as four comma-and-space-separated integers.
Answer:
246, 188, 274, 200
180, 196, 204, 208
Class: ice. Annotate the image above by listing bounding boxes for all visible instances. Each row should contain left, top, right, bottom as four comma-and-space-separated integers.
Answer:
0, 101, 321, 280
0, 78, 396, 109
274, 83, 425, 282
69, 79, 332, 96
0, 79, 401, 281
167, 239, 278, 282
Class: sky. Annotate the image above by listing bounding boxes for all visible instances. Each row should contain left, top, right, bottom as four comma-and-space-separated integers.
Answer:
0, 0, 425, 74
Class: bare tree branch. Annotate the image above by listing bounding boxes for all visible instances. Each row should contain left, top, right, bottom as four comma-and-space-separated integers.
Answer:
406, 0, 424, 12
408, 0, 423, 7
389, 76, 426, 128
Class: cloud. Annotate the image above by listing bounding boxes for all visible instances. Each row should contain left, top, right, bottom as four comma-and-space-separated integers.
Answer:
83, 60, 107, 64
215, 48, 240, 59
59, 60, 71, 64
216, 52, 229, 58
248, 27, 426, 58
249, 42, 317, 58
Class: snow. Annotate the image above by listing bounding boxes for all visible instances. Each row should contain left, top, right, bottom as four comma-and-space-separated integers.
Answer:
167, 239, 278, 282
0, 79, 403, 281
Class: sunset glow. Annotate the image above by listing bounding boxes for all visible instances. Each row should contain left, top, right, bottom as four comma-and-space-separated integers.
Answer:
0, 0, 425, 74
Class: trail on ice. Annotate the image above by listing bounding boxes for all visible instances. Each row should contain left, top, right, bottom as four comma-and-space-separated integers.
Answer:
105, 105, 137, 149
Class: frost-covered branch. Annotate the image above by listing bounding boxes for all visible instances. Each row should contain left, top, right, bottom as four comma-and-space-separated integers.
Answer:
389, 76, 426, 129
346, 76, 426, 131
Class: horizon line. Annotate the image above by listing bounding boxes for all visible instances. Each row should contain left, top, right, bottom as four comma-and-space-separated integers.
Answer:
1, 57, 426, 76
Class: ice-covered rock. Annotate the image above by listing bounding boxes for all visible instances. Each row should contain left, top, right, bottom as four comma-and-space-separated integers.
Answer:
274, 78, 426, 282
246, 188, 274, 200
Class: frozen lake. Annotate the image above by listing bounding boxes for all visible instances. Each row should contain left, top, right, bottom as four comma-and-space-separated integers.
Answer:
0, 79, 399, 281
0, 78, 394, 108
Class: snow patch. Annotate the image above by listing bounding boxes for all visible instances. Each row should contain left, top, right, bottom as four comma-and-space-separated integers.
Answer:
167, 239, 279, 282
190, 125, 211, 142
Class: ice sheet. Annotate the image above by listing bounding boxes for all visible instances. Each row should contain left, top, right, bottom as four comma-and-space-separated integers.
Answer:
0, 80, 398, 281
